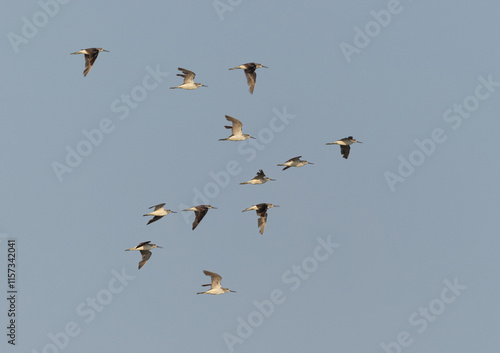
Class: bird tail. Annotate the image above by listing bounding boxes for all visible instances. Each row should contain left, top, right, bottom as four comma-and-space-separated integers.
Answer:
70, 51, 83, 55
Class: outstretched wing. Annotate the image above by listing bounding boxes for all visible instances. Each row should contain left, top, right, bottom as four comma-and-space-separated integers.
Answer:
225, 115, 243, 135
203, 270, 222, 289
192, 209, 208, 230
150, 203, 166, 210
139, 250, 152, 269
147, 216, 162, 225
340, 145, 351, 159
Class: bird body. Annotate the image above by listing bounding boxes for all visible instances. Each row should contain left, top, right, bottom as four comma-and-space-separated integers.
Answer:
70, 48, 109, 77
277, 156, 313, 170
219, 115, 255, 141
242, 203, 279, 234
143, 203, 176, 225
229, 62, 267, 94
125, 241, 162, 269
197, 270, 236, 295
181, 205, 217, 230
240, 170, 275, 185
170, 68, 207, 89
326, 136, 362, 159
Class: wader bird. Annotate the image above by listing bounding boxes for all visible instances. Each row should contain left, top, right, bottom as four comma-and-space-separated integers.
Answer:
219, 115, 255, 141
242, 203, 279, 234
170, 68, 207, 89
181, 205, 217, 230
240, 170, 275, 185
277, 156, 313, 170
70, 48, 109, 77
143, 203, 176, 225
229, 63, 267, 94
125, 241, 162, 270
197, 270, 236, 295
326, 136, 362, 159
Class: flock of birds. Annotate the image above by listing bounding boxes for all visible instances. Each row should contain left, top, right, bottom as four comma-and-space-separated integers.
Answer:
71, 47, 362, 294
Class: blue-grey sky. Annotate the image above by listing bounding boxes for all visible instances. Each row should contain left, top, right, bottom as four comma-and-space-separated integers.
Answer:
1, 1, 499, 352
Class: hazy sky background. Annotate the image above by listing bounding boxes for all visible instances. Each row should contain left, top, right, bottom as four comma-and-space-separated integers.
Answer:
1, 1, 499, 352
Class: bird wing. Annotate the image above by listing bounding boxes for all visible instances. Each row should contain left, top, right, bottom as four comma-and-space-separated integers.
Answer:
139, 250, 152, 269
340, 145, 351, 159
258, 213, 268, 234
147, 216, 162, 225
136, 241, 151, 248
256, 204, 268, 217
192, 209, 208, 230
244, 69, 257, 94
83, 50, 99, 77
150, 203, 166, 210
256, 170, 265, 178
204, 270, 222, 289
225, 115, 243, 135
178, 68, 195, 84
287, 156, 302, 162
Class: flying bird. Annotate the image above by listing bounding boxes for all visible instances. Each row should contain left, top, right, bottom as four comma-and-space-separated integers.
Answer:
219, 115, 255, 141
197, 270, 236, 295
277, 156, 313, 171
229, 63, 267, 94
143, 203, 176, 225
242, 203, 279, 234
240, 170, 275, 185
181, 205, 217, 230
125, 241, 162, 270
326, 136, 362, 159
70, 48, 109, 77
170, 68, 207, 90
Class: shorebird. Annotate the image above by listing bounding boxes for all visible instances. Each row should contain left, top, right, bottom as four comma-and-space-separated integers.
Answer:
242, 203, 279, 234
143, 203, 176, 225
70, 48, 109, 77
181, 205, 217, 230
277, 156, 313, 171
125, 241, 162, 270
240, 170, 275, 185
197, 270, 236, 295
170, 68, 207, 90
229, 63, 267, 94
326, 136, 362, 159
219, 115, 255, 141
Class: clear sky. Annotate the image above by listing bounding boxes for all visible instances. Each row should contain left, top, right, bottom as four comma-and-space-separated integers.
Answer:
1, 1, 499, 352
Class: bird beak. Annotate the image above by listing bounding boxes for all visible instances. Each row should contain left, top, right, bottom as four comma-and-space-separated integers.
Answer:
157, 246, 163, 248
357, 141, 363, 143
270, 179, 276, 181
250, 136, 256, 139
230, 290, 237, 293
211, 207, 218, 209
309, 162, 314, 164
171, 211, 177, 213
103, 50, 110, 52
262, 66, 268, 68
202, 84, 208, 87
274, 205, 280, 207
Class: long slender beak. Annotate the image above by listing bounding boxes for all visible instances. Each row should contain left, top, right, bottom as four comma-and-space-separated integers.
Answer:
170, 211, 177, 213
103, 50, 110, 52
274, 205, 280, 207
270, 179, 276, 181
357, 141, 363, 143
230, 290, 237, 293
202, 84, 208, 87
211, 207, 218, 209
157, 246, 163, 248
309, 162, 314, 165
262, 66, 268, 68
250, 136, 256, 139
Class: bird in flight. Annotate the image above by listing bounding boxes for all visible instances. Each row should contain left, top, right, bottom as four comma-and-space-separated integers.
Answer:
277, 156, 313, 171
70, 48, 109, 77
170, 68, 207, 89
125, 241, 162, 270
143, 203, 176, 225
181, 205, 217, 230
242, 203, 279, 234
197, 270, 236, 295
219, 115, 255, 141
326, 136, 362, 159
240, 170, 275, 185
229, 63, 267, 94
